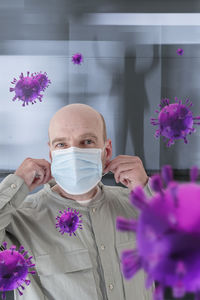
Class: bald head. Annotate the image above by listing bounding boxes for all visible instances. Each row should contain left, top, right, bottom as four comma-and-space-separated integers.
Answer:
48, 103, 107, 147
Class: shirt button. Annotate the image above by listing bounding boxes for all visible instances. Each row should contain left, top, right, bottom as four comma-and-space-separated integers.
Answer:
109, 283, 114, 290
92, 208, 96, 213
11, 184, 17, 189
100, 244, 105, 250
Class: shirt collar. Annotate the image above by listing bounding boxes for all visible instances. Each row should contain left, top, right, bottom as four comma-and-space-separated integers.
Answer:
44, 179, 106, 211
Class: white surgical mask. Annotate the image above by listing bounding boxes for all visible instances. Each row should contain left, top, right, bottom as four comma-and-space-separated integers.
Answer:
51, 145, 106, 195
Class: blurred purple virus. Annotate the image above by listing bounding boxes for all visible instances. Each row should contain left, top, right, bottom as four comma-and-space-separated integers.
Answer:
177, 48, 184, 56
10, 71, 51, 106
0, 242, 36, 300
56, 208, 83, 236
33, 71, 51, 92
151, 97, 200, 147
116, 165, 200, 300
72, 53, 83, 65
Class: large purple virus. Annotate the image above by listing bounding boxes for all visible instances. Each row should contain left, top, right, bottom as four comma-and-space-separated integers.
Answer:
56, 208, 83, 236
151, 97, 200, 147
10, 71, 51, 106
0, 242, 36, 300
116, 165, 200, 300
72, 53, 83, 65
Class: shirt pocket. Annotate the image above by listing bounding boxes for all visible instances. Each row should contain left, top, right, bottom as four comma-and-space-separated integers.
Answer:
35, 248, 99, 300
116, 241, 153, 300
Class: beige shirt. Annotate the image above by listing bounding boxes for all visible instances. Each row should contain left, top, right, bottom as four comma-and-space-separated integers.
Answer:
75, 185, 101, 206
0, 174, 154, 300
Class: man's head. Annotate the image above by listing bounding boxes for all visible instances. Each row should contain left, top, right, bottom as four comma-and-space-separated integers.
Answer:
48, 103, 112, 173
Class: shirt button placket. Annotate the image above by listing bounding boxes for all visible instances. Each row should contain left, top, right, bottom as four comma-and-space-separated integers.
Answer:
92, 207, 96, 213
109, 283, 114, 291
11, 183, 17, 189
100, 244, 105, 251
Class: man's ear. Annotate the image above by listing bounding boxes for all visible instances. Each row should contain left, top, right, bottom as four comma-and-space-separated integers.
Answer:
106, 139, 112, 162
103, 139, 112, 171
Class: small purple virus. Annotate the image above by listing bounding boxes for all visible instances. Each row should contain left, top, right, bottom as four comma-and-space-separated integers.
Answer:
151, 97, 200, 147
9, 71, 51, 106
177, 48, 184, 56
72, 53, 83, 65
0, 242, 36, 300
33, 71, 51, 92
116, 165, 200, 300
56, 208, 83, 236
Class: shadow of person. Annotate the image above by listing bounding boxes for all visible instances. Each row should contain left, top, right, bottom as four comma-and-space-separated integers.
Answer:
123, 44, 159, 168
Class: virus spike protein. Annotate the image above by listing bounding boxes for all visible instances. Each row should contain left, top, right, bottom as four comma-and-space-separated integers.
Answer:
116, 165, 200, 300
0, 243, 35, 299
151, 97, 200, 147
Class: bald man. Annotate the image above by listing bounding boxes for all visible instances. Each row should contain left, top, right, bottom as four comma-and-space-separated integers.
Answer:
0, 104, 154, 300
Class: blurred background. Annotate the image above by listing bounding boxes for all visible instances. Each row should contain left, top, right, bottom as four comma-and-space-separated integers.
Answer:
1, 0, 200, 299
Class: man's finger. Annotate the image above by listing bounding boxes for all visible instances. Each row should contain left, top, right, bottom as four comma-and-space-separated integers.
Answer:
110, 159, 141, 173
114, 163, 134, 182
104, 161, 113, 173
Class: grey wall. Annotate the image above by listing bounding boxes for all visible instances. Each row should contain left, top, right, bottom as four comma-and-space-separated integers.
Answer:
2, 23, 200, 174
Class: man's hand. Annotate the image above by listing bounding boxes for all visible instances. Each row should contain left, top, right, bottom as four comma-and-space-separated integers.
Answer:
15, 158, 53, 192
104, 155, 148, 190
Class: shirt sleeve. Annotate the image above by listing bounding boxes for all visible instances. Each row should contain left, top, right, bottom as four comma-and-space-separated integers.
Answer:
143, 177, 154, 198
0, 174, 30, 243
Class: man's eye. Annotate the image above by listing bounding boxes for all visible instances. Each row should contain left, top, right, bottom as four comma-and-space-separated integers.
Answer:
84, 139, 93, 145
55, 140, 93, 147
56, 143, 65, 147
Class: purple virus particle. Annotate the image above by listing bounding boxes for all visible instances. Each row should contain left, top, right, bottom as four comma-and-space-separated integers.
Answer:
33, 71, 51, 92
72, 53, 83, 65
151, 97, 200, 147
116, 165, 200, 300
176, 48, 184, 56
0, 241, 36, 300
10, 72, 42, 106
56, 208, 83, 236
9, 71, 51, 107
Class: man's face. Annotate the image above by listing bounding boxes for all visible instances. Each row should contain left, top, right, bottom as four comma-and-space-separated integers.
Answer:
48, 108, 112, 173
